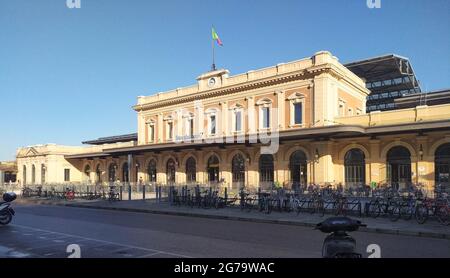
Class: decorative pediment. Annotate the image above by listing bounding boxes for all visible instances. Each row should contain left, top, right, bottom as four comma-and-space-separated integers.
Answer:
287, 92, 306, 100
23, 147, 39, 157
229, 103, 244, 110
256, 98, 272, 106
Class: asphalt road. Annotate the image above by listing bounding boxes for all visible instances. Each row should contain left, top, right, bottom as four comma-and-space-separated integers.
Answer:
0, 203, 449, 258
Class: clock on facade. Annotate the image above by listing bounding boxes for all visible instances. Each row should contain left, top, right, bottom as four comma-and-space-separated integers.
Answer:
207, 77, 216, 88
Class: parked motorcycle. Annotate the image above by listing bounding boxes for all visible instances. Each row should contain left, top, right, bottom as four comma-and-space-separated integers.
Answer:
316, 216, 366, 258
0, 192, 16, 225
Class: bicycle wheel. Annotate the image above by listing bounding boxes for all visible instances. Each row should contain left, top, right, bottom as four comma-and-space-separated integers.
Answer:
436, 206, 449, 225
246, 198, 254, 212
388, 202, 401, 222
415, 204, 429, 224
368, 201, 381, 218
400, 203, 414, 221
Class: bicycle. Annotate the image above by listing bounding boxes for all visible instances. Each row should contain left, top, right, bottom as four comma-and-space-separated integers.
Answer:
239, 189, 255, 212
258, 193, 273, 214
308, 191, 325, 217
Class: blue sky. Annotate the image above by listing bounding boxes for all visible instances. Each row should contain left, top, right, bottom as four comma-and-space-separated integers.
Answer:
1, 0, 449, 161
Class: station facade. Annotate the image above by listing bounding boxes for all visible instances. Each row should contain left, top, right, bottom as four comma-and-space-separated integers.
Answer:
16, 51, 450, 191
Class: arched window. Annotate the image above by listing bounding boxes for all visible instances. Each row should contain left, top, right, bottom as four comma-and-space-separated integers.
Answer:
387, 146, 411, 189
185, 157, 196, 184
207, 155, 220, 183
344, 149, 366, 187
122, 163, 129, 183
259, 154, 274, 187
96, 164, 102, 184
108, 163, 117, 182
166, 159, 176, 184
23, 165, 27, 185
435, 143, 450, 188
147, 160, 157, 183
31, 165, 36, 185
289, 150, 307, 189
41, 164, 46, 184
232, 154, 245, 189
84, 165, 91, 183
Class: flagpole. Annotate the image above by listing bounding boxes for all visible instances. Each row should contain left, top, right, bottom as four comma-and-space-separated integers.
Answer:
211, 27, 216, 71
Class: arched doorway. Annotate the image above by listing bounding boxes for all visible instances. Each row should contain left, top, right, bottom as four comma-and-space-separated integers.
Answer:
387, 146, 411, 189
122, 163, 129, 183
435, 143, 450, 188
108, 163, 117, 182
207, 155, 220, 184
185, 157, 196, 184
83, 165, 91, 183
166, 159, 176, 185
232, 154, 245, 189
259, 154, 274, 188
147, 160, 157, 183
344, 149, 366, 187
289, 150, 307, 190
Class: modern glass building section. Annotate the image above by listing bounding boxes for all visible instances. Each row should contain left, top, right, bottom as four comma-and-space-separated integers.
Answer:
345, 54, 422, 112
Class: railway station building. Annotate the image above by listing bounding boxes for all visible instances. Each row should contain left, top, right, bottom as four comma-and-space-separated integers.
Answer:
16, 51, 450, 192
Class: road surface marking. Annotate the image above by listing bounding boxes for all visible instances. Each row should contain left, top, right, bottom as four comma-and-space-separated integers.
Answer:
0, 245, 31, 258
11, 224, 192, 258
137, 251, 163, 258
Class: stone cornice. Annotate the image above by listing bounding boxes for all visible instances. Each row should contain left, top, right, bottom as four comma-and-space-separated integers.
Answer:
133, 64, 356, 112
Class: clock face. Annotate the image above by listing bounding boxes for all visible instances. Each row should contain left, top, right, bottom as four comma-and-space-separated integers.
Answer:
207, 77, 216, 88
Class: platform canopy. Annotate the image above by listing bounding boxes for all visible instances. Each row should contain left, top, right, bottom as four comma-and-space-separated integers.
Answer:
82, 133, 138, 145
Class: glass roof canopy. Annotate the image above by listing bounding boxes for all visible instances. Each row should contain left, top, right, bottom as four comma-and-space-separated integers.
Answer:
345, 54, 422, 112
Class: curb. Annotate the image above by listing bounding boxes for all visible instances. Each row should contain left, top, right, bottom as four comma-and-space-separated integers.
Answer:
18, 199, 450, 240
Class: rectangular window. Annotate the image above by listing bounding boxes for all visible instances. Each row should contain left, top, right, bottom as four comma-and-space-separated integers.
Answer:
262, 107, 270, 128
149, 125, 154, 142
64, 169, 70, 182
167, 122, 173, 140
189, 118, 194, 137
294, 102, 302, 124
210, 115, 216, 135
235, 111, 242, 131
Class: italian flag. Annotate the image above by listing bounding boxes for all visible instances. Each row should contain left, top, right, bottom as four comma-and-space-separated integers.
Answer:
212, 27, 223, 46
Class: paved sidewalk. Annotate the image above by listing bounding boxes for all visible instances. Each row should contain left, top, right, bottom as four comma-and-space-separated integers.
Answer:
16, 197, 450, 239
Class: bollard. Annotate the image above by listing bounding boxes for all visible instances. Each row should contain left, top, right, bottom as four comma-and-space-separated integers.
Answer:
156, 186, 160, 202
119, 186, 123, 200
142, 184, 146, 200
128, 184, 132, 201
